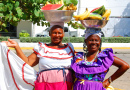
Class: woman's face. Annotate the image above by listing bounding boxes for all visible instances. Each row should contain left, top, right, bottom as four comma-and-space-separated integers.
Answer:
85, 34, 101, 52
49, 28, 64, 44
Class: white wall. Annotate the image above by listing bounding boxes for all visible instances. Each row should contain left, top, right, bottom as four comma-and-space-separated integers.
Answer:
17, 21, 32, 37
33, 21, 49, 37
102, 0, 130, 37
78, 0, 130, 37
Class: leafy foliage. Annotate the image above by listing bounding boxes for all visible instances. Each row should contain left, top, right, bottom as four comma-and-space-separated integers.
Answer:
0, 0, 46, 31
0, 0, 81, 32
64, 0, 78, 6
19, 30, 30, 38
67, 21, 86, 29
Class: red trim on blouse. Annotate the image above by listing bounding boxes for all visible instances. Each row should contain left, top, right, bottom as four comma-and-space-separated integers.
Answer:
36, 42, 72, 56
44, 43, 68, 50
7, 50, 20, 90
33, 42, 73, 59
22, 63, 35, 87
33, 49, 73, 59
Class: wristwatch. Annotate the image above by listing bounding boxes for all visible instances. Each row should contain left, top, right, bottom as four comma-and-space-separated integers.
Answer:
108, 77, 112, 83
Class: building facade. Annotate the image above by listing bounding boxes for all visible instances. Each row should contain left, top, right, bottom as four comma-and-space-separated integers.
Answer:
16, 0, 130, 37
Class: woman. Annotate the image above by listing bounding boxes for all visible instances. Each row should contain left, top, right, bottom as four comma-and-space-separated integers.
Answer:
71, 29, 129, 90
3, 25, 74, 90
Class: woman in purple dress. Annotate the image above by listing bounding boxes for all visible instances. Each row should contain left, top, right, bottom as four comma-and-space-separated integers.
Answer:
71, 29, 129, 90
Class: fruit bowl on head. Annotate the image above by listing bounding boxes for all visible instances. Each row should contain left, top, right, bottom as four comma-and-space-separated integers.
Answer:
41, 10, 75, 22
80, 20, 108, 29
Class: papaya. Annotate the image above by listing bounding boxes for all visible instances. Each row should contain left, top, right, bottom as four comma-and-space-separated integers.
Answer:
85, 13, 103, 20
91, 5, 105, 16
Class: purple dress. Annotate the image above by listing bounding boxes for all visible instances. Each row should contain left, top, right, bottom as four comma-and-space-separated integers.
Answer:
71, 48, 115, 90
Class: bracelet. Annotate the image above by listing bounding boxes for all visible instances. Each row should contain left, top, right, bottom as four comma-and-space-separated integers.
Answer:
108, 77, 112, 83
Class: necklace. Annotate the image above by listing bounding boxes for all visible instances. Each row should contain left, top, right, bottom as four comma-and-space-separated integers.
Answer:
85, 50, 99, 63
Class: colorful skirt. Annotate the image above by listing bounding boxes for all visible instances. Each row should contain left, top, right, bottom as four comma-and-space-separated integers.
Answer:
35, 68, 74, 90
73, 79, 106, 90
35, 81, 73, 90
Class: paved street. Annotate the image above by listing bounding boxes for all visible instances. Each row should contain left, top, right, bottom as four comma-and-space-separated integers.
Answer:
12, 49, 130, 90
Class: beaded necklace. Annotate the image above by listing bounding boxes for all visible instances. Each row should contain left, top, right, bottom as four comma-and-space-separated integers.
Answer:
84, 50, 99, 64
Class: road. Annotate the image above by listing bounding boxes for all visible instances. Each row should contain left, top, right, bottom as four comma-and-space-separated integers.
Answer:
12, 49, 130, 90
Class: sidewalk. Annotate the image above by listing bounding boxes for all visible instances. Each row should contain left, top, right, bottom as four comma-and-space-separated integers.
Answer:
11, 39, 130, 90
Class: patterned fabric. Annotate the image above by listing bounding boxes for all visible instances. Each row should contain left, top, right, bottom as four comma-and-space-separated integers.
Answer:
33, 42, 74, 90
85, 28, 102, 39
71, 48, 115, 90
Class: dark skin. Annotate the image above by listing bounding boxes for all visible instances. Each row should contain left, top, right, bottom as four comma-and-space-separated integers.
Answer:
2, 25, 65, 67
85, 34, 130, 88
48, 26, 65, 48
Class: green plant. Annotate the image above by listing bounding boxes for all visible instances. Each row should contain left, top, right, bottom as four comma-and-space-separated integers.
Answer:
0, 0, 78, 31
20, 37, 130, 43
19, 30, 30, 38
67, 21, 86, 29
0, 36, 10, 42
0, 0, 46, 31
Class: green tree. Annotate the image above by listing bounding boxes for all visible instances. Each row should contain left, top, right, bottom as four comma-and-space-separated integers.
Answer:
0, 0, 46, 31
0, 0, 84, 32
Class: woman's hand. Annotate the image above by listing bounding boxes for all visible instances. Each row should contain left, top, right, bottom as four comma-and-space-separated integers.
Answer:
2, 39, 19, 48
102, 79, 110, 88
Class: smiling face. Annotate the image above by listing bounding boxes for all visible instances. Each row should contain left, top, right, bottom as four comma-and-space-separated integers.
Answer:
85, 34, 101, 53
49, 25, 64, 45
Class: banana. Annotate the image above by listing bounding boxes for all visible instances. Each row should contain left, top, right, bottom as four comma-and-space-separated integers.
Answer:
106, 17, 109, 20
58, 1, 60, 4
87, 16, 102, 20
46, 1, 51, 4
102, 9, 111, 20
73, 6, 77, 10
60, 0, 64, 4
86, 13, 103, 20
73, 8, 89, 20
75, 18, 79, 21
79, 10, 90, 20
62, 6, 68, 10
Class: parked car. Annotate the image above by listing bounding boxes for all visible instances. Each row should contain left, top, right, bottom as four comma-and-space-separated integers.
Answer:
36, 30, 49, 37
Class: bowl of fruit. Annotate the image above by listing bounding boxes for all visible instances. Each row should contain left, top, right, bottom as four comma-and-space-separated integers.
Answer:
42, 10, 75, 22
41, 0, 77, 22
80, 20, 108, 28
73, 5, 111, 28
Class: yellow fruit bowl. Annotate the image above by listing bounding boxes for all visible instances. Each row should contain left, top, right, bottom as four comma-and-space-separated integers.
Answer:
41, 10, 75, 23
80, 20, 108, 28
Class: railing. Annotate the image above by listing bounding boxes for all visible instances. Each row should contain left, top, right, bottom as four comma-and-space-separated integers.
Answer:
0, 32, 16, 37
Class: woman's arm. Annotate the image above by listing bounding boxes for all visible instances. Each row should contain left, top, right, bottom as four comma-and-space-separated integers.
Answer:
103, 56, 129, 88
2, 39, 39, 67
110, 56, 129, 81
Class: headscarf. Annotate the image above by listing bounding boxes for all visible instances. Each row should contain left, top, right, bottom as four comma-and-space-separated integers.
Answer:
85, 28, 102, 39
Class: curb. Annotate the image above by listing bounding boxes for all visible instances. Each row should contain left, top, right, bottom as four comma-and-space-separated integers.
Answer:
9, 47, 130, 54
9, 47, 130, 50
9, 43, 130, 54
17, 43, 130, 49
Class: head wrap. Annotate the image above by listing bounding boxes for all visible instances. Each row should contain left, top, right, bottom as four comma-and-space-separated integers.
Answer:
85, 29, 102, 39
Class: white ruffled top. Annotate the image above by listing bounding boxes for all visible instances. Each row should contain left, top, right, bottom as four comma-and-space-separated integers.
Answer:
33, 42, 74, 71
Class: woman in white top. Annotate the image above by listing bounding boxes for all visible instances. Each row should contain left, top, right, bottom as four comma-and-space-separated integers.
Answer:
3, 25, 74, 90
